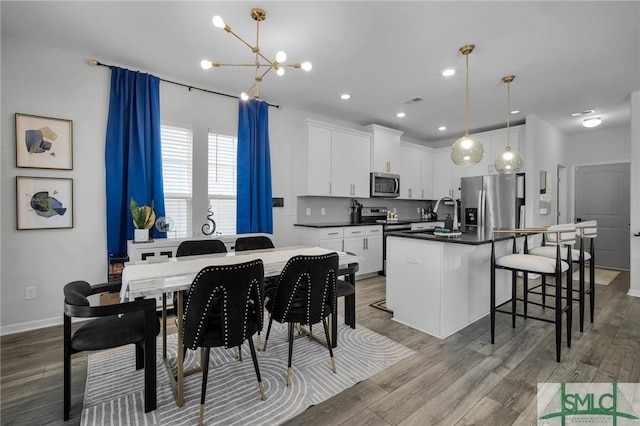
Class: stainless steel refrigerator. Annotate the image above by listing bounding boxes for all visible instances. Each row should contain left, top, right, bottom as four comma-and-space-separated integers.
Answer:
460, 174, 525, 234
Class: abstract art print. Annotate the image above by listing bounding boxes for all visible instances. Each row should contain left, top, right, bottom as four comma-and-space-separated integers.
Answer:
16, 176, 73, 230
15, 113, 73, 170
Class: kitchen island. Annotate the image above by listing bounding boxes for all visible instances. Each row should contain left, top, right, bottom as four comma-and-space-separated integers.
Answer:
385, 229, 518, 339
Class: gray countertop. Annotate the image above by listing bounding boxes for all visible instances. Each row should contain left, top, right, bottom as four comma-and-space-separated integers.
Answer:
385, 228, 518, 245
294, 219, 442, 228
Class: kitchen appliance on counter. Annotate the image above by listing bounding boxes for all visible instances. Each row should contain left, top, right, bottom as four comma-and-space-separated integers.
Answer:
460, 174, 525, 235
361, 207, 414, 275
370, 172, 400, 198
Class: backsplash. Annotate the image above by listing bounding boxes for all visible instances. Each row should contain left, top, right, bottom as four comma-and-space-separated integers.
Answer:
296, 196, 438, 224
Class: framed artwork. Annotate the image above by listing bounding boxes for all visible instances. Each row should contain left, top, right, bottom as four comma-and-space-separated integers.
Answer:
16, 176, 74, 230
15, 113, 73, 170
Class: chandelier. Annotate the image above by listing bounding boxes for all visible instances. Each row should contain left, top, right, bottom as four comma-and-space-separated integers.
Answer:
200, 8, 312, 100
494, 75, 524, 174
450, 44, 484, 166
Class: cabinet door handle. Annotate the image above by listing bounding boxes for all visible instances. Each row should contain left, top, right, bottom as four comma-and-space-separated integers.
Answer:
363, 238, 366, 250
422, 189, 424, 199
329, 182, 332, 195
366, 237, 368, 249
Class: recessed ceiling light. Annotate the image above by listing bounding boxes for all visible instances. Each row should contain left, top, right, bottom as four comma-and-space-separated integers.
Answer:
582, 117, 602, 128
510, 110, 520, 114
340, 93, 351, 100
442, 68, 455, 77
396, 112, 406, 118
571, 109, 595, 117
438, 126, 447, 131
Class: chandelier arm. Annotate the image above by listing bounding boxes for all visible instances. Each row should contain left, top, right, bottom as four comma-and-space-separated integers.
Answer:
227, 29, 256, 54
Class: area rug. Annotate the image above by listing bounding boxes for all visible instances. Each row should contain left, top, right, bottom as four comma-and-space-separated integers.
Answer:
572, 267, 620, 285
81, 320, 414, 425
369, 299, 393, 314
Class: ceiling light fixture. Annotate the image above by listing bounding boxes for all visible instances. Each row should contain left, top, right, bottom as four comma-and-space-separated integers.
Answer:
510, 109, 520, 114
201, 8, 312, 100
582, 117, 602, 128
396, 112, 406, 118
494, 75, 524, 174
442, 68, 455, 77
340, 93, 351, 100
439, 126, 447, 131
450, 44, 484, 166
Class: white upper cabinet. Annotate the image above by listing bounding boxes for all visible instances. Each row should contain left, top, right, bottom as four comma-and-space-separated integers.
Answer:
399, 142, 435, 200
295, 119, 371, 198
364, 124, 403, 174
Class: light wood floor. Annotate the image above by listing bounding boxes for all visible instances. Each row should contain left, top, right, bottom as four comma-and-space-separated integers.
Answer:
1, 271, 637, 425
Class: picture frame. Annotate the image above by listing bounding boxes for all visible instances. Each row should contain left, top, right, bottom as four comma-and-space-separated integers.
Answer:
15, 113, 73, 170
16, 176, 74, 230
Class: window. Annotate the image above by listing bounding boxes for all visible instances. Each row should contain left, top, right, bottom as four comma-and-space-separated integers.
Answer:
161, 125, 192, 238
208, 132, 237, 235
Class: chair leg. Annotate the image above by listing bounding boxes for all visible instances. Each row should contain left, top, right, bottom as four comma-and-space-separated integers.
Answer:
263, 316, 273, 351
579, 253, 586, 332
199, 347, 211, 426
566, 263, 572, 348
511, 271, 517, 328
541, 275, 547, 309
63, 315, 72, 421
144, 308, 157, 413
490, 244, 496, 344
520, 271, 528, 320
589, 241, 596, 322
136, 343, 144, 370
247, 336, 266, 401
287, 322, 294, 386
554, 271, 562, 362
322, 317, 337, 373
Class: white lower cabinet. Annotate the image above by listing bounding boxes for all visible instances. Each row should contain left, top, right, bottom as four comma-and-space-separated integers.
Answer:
410, 221, 444, 231
296, 225, 383, 276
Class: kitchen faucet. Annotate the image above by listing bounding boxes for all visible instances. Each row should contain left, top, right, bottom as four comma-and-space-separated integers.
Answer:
434, 196, 459, 231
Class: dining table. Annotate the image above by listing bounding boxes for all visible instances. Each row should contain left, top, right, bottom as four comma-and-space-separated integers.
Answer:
120, 245, 360, 407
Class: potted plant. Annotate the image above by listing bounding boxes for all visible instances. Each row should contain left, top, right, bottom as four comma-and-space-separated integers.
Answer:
130, 198, 155, 242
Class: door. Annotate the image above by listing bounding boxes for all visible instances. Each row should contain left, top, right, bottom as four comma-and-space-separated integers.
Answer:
575, 162, 630, 269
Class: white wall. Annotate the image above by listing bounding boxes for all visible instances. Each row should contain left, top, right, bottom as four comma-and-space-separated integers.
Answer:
524, 114, 566, 228
630, 91, 640, 297
1, 36, 351, 333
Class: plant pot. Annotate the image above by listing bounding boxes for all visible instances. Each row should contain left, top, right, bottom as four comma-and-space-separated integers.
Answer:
134, 228, 149, 243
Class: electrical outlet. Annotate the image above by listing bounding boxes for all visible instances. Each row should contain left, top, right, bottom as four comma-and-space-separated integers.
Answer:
321, 208, 326, 215
417, 207, 421, 214
306, 208, 311, 216
25, 286, 37, 300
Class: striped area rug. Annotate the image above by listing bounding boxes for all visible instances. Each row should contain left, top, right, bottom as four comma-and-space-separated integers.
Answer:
81, 319, 414, 425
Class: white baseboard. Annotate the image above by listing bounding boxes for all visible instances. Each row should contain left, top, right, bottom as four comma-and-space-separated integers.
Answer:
627, 289, 640, 298
1, 316, 61, 336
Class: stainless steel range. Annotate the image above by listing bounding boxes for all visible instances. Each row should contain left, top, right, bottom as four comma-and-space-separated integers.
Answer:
360, 207, 413, 275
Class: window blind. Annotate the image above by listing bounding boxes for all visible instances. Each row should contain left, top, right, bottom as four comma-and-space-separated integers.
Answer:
161, 125, 193, 238
208, 132, 237, 235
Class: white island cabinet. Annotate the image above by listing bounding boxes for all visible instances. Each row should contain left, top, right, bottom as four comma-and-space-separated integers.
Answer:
385, 231, 515, 339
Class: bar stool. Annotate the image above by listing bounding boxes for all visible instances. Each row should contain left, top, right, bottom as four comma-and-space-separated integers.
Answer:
529, 221, 597, 331
491, 224, 576, 362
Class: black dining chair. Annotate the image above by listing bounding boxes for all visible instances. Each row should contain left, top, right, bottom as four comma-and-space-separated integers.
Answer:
262, 253, 339, 386
234, 235, 275, 252
176, 239, 227, 257
63, 280, 159, 420
182, 260, 266, 425
174, 239, 228, 312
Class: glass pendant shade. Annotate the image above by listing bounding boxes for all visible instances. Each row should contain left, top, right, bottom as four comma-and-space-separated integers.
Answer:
494, 146, 524, 174
451, 134, 484, 166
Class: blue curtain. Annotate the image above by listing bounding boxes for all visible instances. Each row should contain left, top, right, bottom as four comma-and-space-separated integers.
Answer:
237, 99, 273, 234
105, 67, 165, 257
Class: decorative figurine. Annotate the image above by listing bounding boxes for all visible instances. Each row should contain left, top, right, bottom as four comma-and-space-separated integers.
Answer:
201, 205, 217, 235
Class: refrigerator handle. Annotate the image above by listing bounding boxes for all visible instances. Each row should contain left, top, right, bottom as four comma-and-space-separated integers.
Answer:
480, 190, 486, 229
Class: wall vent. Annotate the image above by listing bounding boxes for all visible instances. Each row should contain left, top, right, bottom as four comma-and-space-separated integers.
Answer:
403, 97, 423, 105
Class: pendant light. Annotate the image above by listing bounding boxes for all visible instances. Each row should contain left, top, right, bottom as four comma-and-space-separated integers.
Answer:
450, 44, 484, 166
494, 75, 524, 174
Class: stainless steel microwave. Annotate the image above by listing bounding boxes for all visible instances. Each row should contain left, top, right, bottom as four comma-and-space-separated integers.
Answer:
370, 172, 400, 198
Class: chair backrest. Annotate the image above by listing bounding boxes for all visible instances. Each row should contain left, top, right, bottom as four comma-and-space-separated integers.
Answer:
235, 235, 275, 252
270, 253, 338, 326
546, 223, 577, 246
183, 260, 264, 350
176, 239, 227, 257
63, 280, 92, 307
576, 220, 598, 238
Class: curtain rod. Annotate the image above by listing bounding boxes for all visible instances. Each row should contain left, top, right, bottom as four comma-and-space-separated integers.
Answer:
89, 59, 281, 109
